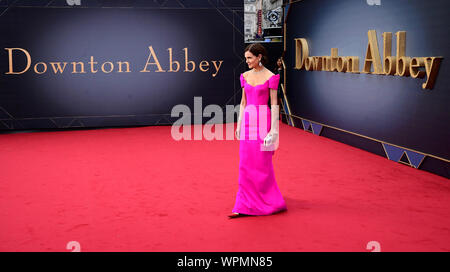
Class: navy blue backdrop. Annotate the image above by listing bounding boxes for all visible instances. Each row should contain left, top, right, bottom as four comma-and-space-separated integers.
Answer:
284, 0, 449, 177
0, 0, 244, 129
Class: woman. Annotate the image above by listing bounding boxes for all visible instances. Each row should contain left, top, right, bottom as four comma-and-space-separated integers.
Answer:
229, 43, 287, 219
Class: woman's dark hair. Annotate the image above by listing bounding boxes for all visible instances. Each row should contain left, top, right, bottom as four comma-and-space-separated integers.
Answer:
244, 43, 269, 66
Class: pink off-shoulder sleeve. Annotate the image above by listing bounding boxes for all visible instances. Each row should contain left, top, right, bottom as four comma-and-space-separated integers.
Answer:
268, 74, 280, 90
240, 73, 245, 88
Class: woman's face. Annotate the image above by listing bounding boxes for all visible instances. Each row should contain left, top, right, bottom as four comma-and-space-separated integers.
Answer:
245, 51, 261, 69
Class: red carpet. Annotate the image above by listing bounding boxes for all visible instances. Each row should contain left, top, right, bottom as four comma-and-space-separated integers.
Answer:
0, 123, 448, 252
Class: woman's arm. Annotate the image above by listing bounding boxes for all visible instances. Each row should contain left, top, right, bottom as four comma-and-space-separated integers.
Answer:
269, 88, 279, 134
237, 88, 247, 129
263, 88, 279, 147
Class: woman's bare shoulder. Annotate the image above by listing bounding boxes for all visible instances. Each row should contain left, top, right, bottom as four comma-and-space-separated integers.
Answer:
267, 70, 275, 77
242, 70, 252, 81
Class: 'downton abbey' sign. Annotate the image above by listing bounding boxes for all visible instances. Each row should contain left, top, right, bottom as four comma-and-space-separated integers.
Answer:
294, 30, 443, 89
3, 46, 224, 77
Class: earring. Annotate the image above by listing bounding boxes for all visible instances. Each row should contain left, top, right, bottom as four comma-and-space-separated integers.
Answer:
259, 59, 262, 67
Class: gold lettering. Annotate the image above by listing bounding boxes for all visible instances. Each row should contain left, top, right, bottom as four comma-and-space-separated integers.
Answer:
101, 62, 114, 73
321, 56, 330, 71
211, 60, 223, 77
71, 62, 86, 74
167, 48, 179, 72
199, 60, 209, 72
34, 62, 47, 74
330, 48, 338, 72
140, 46, 165, 72
382, 32, 396, 75
183, 47, 195, 72
346, 57, 359, 73
5, 48, 31, 74
293, 30, 442, 89
362, 30, 382, 74
49, 62, 67, 74
336, 57, 346, 72
117, 61, 130, 73
312, 56, 322, 71
397, 56, 411, 77
294, 38, 309, 69
305, 57, 314, 71
88, 56, 98, 73
423, 57, 443, 89
409, 57, 425, 79
383, 56, 396, 75
395, 31, 406, 76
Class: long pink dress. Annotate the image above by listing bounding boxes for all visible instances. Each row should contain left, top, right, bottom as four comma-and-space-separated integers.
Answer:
232, 73, 287, 216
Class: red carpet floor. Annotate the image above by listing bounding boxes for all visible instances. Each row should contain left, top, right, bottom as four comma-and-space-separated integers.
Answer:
0, 123, 448, 252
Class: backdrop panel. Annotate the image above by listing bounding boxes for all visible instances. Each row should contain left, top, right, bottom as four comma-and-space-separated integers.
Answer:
284, 0, 449, 164
0, 0, 245, 130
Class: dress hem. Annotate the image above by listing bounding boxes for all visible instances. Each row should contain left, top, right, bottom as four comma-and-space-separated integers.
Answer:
232, 206, 287, 216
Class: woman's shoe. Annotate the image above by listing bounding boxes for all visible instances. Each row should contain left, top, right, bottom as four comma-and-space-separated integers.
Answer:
228, 212, 249, 219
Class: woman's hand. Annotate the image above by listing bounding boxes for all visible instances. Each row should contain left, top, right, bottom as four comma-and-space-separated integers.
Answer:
235, 127, 241, 140
264, 131, 278, 146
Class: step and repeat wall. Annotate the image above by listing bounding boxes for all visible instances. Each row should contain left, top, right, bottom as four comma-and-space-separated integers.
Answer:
285, 0, 449, 177
0, 0, 244, 130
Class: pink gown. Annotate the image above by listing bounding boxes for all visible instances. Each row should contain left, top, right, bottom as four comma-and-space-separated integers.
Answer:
232, 73, 287, 216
